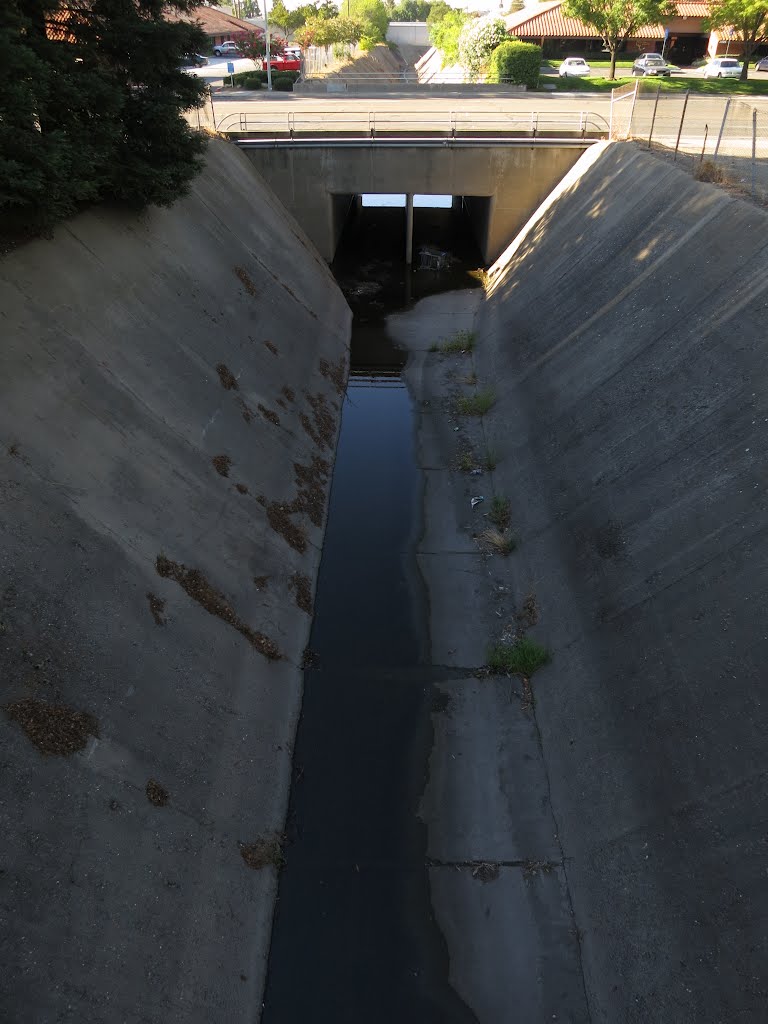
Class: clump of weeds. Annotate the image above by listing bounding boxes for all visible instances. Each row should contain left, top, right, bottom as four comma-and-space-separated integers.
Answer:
478, 527, 517, 556
456, 389, 495, 416
456, 449, 475, 473
489, 496, 511, 531
695, 159, 725, 184
488, 637, 550, 677
438, 329, 476, 354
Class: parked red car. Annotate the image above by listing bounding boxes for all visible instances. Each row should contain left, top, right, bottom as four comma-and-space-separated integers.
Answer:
262, 54, 301, 72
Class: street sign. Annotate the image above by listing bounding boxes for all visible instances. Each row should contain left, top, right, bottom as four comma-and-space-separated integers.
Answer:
227, 61, 235, 74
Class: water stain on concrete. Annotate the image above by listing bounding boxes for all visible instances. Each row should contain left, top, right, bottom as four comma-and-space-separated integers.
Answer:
146, 592, 166, 626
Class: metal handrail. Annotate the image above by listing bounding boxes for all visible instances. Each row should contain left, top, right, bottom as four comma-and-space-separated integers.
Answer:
216, 108, 610, 137
234, 136, 603, 148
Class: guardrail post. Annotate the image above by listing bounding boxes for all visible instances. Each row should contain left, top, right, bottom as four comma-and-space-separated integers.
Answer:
713, 97, 731, 159
648, 82, 662, 149
370, 111, 375, 139
288, 110, 294, 140
674, 90, 690, 160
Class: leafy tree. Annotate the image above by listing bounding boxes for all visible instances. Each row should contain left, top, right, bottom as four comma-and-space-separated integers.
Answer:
458, 15, 508, 79
347, 0, 390, 41
428, 7, 466, 63
1, 0, 208, 234
426, 0, 451, 26
269, 0, 304, 32
392, 0, 431, 20
487, 39, 541, 86
295, 13, 363, 44
706, 0, 768, 79
562, 0, 675, 78
230, 0, 260, 16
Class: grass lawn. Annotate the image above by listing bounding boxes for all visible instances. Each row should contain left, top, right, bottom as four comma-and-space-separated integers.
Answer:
543, 75, 768, 95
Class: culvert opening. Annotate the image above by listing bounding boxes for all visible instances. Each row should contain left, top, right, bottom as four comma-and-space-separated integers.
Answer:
331, 192, 486, 319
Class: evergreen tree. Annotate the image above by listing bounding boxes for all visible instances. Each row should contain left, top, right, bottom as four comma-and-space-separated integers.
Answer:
1, 0, 209, 233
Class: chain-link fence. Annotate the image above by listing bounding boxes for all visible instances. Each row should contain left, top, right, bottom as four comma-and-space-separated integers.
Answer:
302, 43, 362, 77
611, 80, 768, 203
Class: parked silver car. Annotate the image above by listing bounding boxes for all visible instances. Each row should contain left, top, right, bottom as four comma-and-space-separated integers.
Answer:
755, 55, 768, 71
633, 53, 672, 76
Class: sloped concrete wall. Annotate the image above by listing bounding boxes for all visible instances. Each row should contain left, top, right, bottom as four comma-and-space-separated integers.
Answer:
0, 140, 350, 1022
476, 142, 768, 1022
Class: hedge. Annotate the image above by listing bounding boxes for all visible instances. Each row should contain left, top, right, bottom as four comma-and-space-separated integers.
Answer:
487, 40, 542, 89
232, 71, 263, 89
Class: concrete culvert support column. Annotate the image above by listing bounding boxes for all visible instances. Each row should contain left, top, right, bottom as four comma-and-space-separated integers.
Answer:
405, 192, 414, 265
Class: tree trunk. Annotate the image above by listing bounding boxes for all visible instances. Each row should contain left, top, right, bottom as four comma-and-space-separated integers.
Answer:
741, 39, 754, 81
609, 47, 617, 80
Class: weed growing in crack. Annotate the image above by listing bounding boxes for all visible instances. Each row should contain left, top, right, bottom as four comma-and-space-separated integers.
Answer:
488, 637, 550, 677
489, 495, 511, 531
483, 447, 499, 471
456, 388, 495, 416
437, 329, 476, 354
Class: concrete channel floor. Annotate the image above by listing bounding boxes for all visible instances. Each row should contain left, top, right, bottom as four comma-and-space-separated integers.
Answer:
389, 291, 590, 1023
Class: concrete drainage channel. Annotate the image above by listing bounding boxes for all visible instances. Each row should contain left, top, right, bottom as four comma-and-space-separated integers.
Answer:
261, 202, 590, 1022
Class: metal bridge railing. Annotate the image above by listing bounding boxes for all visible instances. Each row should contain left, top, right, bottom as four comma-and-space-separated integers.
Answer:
215, 108, 610, 139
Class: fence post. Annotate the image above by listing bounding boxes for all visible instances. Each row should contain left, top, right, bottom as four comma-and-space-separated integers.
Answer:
674, 89, 690, 160
627, 78, 639, 138
609, 87, 614, 138
752, 108, 757, 196
648, 82, 662, 149
713, 97, 731, 159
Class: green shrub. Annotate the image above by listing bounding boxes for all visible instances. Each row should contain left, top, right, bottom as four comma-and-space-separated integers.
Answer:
487, 40, 542, 88
272, 73, 295, 90
232, 72, 263, 89
359, 34, 378, 51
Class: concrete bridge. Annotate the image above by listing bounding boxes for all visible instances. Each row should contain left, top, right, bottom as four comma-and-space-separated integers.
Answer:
237, 138, 595, 263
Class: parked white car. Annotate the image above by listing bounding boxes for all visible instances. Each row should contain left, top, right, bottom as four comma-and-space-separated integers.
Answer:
702, 57, 742, 78
558, 57, 591, 78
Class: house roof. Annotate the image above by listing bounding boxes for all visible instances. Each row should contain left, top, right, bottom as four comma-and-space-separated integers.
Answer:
505, 0, 709, 40
166, 5, 261, 37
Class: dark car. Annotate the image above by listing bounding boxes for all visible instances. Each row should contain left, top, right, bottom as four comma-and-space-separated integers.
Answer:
633, 53, 672, 76
180, 53, 208, 68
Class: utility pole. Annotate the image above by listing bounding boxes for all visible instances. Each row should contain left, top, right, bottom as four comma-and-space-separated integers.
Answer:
264, 0, 273, 91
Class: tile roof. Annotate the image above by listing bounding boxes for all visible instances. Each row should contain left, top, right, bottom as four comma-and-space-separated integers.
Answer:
505, 0, 708, 39
167, 5, 261, 37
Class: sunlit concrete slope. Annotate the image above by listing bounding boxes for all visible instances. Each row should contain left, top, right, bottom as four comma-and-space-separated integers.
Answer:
0, 139, 350, 1022
477, 141, 768, 1023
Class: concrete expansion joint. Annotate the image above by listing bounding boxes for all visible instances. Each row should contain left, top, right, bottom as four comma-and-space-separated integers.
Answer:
426, 856, 562, 871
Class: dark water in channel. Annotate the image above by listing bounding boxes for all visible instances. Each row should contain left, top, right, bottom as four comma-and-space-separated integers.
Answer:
261, 205, 483, 1023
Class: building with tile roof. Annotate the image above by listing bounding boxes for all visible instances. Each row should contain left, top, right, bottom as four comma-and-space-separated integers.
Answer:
504, 0, 720, 65
167, 5, 263, 48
